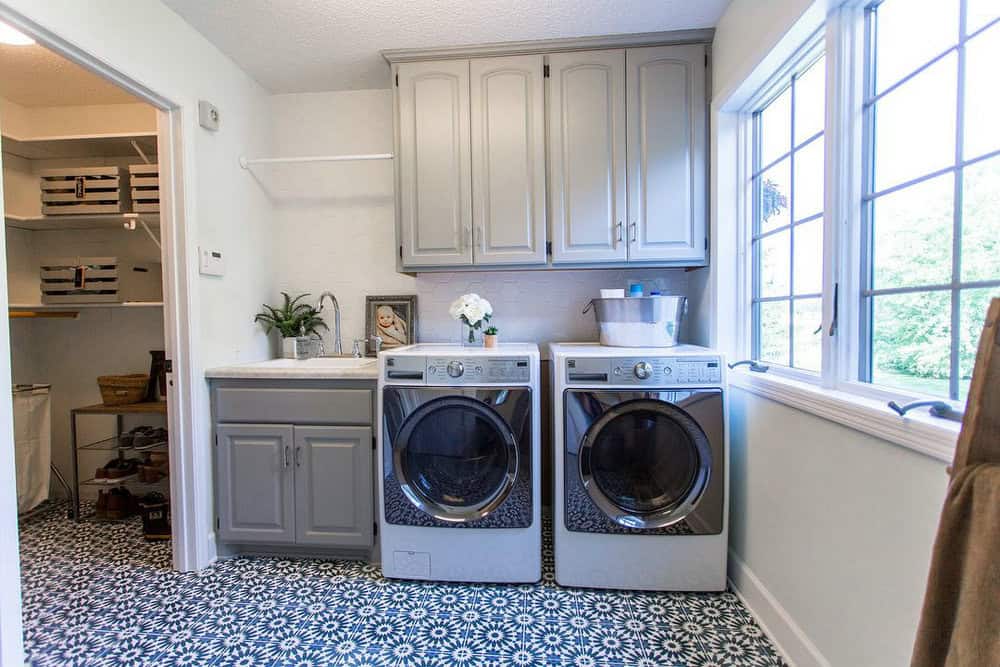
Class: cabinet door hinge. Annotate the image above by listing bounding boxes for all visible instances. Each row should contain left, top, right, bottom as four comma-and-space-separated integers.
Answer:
373, 521, 379, 536
372, 436, 377, 451
395, 73, 399, 87
705, 53, 709, 67
398, 245, 403, 259
543, 64, 550, 78
705, 237, 708, 250
545, 241, 552, 255
215, 516, 220, 530
214, 434, 218, 446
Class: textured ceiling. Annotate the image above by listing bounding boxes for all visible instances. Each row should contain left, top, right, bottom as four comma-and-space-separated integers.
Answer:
0, 44, 140, 107
162, 0, 729, 93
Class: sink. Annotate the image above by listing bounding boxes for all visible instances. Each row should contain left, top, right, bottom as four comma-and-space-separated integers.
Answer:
262, 357, 376, 369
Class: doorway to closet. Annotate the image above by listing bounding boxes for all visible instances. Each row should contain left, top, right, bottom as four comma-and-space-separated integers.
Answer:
2, 27, 175, 579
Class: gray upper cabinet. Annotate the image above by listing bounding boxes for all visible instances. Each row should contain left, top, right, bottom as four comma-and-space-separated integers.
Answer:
626, 45, 707, 263
216, 424, 295, 544
470, 55, 547, 265
396, 60, 473, 267
293, 426, 373, 547
548, 50, 628, 264
391, 37, 708, 270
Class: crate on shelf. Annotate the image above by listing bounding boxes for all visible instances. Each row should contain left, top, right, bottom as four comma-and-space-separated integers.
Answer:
39, 166, 131, 216
40, 256, 120, 304
128, 163, 159, 213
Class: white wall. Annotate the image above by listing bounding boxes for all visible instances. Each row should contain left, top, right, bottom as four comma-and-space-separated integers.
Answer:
0, 0, 277, 588
267, 89, 691, 354
707, 2, 949, 665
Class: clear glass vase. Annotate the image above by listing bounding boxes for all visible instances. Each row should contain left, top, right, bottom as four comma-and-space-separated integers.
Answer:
461, 322, 479, 347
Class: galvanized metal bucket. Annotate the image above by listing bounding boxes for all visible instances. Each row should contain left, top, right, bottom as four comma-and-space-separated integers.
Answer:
583, 296, 687, 347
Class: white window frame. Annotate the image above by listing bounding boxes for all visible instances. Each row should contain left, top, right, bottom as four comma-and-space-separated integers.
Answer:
729, 1, 976, 462
740, 31, 827, 385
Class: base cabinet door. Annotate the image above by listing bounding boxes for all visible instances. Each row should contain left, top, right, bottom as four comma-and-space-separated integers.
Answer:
216, 424, 295, 544
547, 50, 627, 264
396, 60, 474, 267
626, 45, 707, 263
293, 426, 374, 547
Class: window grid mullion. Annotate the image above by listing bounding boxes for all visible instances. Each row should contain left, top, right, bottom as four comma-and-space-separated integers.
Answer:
859, 3, 879, 385
752, 112, 763, 362
789, 70, 798, 368
949, 0, 969, 401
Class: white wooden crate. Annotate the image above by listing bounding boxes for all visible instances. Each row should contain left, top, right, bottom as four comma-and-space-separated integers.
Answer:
39, 167, 130, 216
40, 257, 120, 304
128, 163, 159, 213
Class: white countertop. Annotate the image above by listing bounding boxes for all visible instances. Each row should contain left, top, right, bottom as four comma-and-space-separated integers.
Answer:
205, 357, 378, 380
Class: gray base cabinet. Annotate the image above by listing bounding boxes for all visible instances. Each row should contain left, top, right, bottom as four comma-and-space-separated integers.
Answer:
216, 424, 296, 544
294, 426, 373, 547
212, 382, 375, 553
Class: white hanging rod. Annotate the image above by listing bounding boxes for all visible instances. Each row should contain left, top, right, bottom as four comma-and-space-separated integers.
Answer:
239, 153, 394, 169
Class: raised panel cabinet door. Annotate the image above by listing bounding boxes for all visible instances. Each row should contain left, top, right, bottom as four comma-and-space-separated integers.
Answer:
547, 50, 627, 264
215, 424, 295, 544
293, 426, 373, 547
626, 45, 707, 263
396, 60, 473, 267
470, 55, 547, 265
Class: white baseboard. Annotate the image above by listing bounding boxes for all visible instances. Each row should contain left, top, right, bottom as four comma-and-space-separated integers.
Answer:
728, 549, 830, 667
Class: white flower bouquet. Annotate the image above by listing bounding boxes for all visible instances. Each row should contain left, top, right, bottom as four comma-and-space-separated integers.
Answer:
449, 293, 493, 344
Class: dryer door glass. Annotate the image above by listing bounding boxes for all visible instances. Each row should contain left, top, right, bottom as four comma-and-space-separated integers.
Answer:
580, 398, 711, 529
394, 396, 519, 522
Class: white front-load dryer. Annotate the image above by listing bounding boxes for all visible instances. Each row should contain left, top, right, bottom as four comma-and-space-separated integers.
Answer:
378, 343, 541, 583
550, 343, 728, 591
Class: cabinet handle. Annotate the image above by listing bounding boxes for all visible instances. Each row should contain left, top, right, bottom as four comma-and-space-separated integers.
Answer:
295, 446, 302, 467
615, 221, 623, 245
478, 225, 486, 253
629, 221, 637, 244
465, 225, 473, 251
283, 445, 290, 468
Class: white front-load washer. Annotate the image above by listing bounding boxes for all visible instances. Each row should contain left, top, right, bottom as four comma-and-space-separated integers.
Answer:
550, 343, 728, 591
378, 343, 541, 583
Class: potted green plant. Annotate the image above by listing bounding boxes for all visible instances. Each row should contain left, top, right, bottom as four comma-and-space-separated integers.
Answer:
254, 292, 328, 359
483, 326, 499, 349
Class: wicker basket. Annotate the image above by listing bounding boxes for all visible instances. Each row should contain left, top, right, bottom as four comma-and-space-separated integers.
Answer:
97, 374, 149, 406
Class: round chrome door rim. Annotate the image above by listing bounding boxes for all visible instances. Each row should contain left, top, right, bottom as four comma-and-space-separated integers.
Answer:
578, 398, 712, 530
393, 395, 519, 523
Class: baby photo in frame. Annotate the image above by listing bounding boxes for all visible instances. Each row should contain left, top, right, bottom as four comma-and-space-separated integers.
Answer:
365, 295, 416, 356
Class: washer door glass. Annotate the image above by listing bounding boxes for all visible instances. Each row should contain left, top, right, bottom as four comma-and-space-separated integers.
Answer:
580, 398, 711, 529
394, 396, 518, 522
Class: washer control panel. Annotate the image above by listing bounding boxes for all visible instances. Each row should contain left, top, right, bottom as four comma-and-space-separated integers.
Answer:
566, 356, 723, 385
426, 356, 530, 384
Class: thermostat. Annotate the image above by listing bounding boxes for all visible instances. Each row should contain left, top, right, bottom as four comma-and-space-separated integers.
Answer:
199, 247, 225, 276
198, 100, 220, 131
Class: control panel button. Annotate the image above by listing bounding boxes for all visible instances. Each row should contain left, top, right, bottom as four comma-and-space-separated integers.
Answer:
428, 366, 437, 374
634, 361, 653, 380
446, 361, 464, 378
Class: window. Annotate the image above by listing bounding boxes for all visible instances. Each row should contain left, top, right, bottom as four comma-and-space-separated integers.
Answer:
861, 0, 1000, 401
751, 51, 826, 373
738, 0, 1000, 414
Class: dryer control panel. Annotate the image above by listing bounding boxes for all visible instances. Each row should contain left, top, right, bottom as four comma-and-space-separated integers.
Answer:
566, 356, 723, 386
425, 356, 531, 384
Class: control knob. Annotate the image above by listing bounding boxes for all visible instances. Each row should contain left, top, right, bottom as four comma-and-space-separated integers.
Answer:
633, 361, 653, 379
447, 361, 465, 378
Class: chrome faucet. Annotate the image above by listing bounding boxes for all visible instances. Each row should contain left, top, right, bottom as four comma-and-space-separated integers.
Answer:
316, 291, 342, 356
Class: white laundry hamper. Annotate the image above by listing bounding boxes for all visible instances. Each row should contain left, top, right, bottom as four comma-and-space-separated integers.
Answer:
13, 385, 52, 514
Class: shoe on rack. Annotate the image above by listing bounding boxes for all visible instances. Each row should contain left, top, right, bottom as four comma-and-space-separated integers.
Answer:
95, 490, 109, 519
106, 487, 134, 520
119, 426, 154, 448
134, 428, 168, 451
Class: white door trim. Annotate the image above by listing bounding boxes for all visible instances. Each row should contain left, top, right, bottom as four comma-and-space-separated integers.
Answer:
0, 4, 202, 662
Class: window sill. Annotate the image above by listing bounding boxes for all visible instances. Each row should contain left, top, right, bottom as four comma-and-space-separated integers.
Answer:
727, 370, 958, 463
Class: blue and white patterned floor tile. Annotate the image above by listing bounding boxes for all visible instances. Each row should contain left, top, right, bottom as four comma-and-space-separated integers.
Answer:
20, 506, 786, 666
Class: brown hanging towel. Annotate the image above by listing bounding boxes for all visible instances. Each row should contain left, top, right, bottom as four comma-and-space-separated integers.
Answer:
911, 297, 1000, 667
